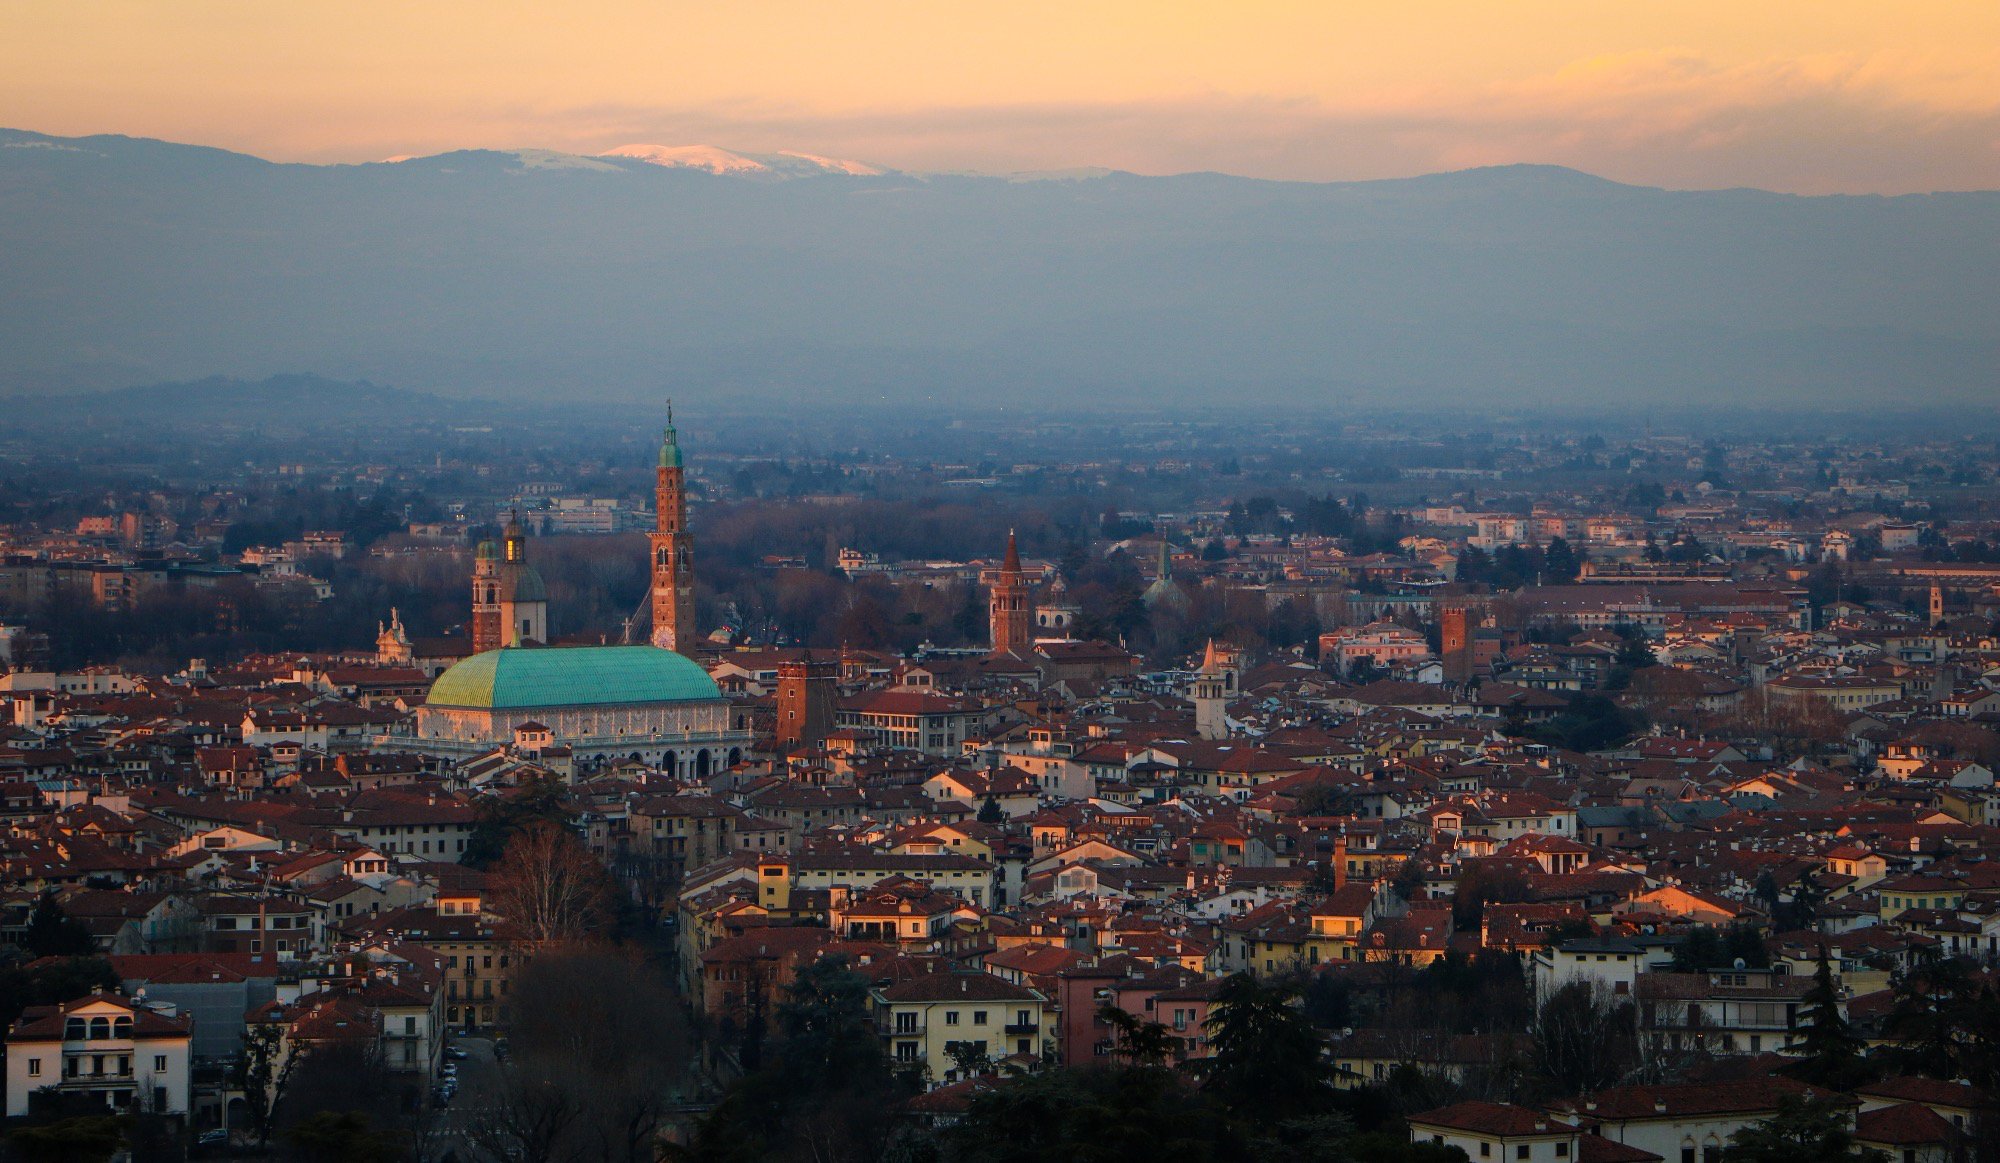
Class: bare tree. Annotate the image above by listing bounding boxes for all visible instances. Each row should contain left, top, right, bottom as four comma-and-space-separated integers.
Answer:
488, 949, 692, 1163
487, 820, 616, 950
1532, 981, 1637, 1099
467, 1066, 584, 1163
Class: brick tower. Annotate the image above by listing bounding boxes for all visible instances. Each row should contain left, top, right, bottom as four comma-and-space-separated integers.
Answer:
988, 529, 1031, 654
470, 539, 502, 653
776, 650, 838, 751
1440, 603, 1473, 685
650, 406, 696, 653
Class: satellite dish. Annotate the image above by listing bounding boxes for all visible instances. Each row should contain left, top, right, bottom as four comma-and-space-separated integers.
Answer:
1733, 957, 1747, 970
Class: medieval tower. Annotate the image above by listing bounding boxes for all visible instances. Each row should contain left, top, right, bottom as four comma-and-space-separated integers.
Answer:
988, 529, 1032, 654
776, 650, 838, 751
651, 408, 696, 653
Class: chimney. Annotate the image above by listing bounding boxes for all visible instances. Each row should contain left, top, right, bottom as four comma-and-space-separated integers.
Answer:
1333, 831, 1348, 891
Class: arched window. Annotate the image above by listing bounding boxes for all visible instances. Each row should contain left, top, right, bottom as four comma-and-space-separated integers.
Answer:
65, 1018, 86, 1041
695, 750, 712, 778
112, 1018, 132, 1038
89, 1017, 111, 1040
728, 747, 742, 767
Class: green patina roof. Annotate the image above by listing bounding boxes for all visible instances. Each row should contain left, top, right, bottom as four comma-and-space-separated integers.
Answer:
427, 645, 720, 710
496, 564, 547, 604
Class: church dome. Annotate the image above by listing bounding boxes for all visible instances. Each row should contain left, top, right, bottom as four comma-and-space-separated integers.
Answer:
495, 564, 547, 604
426, 645, 720, 710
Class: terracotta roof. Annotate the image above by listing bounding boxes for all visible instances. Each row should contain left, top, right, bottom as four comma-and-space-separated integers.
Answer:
876, 971, 1039, 1003
1577, 1133, 1663, 1163
1408, 1101, 1576, 1137
1855, 1103, 1956, 1147
1568, 1078, 1812, 1121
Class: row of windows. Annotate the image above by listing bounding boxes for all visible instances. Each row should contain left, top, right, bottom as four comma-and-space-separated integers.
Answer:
214, 915, 303, 930
27, 1053, 168, 1077
63, 1017, 130, 1040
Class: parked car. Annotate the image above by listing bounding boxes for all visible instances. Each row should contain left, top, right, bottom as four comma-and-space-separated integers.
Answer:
197, 1130, 228, 1147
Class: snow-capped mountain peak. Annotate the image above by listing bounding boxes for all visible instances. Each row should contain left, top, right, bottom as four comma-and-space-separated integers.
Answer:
772, 150, 882, 177
600, 143, 883, 177
599, 143, 768, 174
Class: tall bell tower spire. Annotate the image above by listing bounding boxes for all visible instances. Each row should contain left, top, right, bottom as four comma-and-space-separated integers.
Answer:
651, 402, 696, 653
988, 529, 1031, 654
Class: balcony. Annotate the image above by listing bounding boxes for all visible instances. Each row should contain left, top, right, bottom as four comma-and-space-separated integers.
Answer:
1004, 1022, 1039, 1035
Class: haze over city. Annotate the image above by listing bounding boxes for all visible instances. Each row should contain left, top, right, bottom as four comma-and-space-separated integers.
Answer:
2, 6, 2000, 1163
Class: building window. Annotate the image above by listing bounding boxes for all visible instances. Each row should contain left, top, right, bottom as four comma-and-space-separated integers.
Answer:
26, 1059, 40, 1077
973, 1011, 988, 1026
154, 1055, 167, 1071
1517, 1147, 1530, 1160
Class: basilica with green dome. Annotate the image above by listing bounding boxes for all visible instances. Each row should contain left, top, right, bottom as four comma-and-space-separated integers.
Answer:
407, 415, 750, 775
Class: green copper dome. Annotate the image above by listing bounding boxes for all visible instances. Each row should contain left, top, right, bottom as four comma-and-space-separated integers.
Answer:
496, 565, 547, 604
426, 645, 720, 710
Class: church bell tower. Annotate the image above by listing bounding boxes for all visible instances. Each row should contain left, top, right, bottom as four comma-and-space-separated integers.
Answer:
988, 529, 1032, 654
651, 406, 696, 653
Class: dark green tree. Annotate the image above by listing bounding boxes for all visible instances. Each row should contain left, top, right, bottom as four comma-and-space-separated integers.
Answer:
1786, 948, 1871, 1091
24, 893, 97, 958
1541, 538, 1580, 583
0, 954, 119, 1032
462, 774, 573, 868
1199, 974, 1332, 1122
1096, 1005, 1182, 1067
282, 1110, 404, 1163
1723, 1092, 1886, 1162
943, 1065, 1231, 1163
6, 1116, 129, 1163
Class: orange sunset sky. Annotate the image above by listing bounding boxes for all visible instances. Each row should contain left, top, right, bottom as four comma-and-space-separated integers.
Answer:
4, 0, 1997, 193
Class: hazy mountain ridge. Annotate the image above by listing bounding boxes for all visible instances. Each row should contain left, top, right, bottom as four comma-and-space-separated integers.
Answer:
1, 128, 1994, 410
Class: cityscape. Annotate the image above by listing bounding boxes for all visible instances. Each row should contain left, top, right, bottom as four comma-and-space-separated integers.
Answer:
4, 4, 2000, 1163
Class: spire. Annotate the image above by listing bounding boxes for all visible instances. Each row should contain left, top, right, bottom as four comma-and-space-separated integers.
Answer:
659, 400, 683, 468
1158, 538, 1172, 580
1002, 528, 1022, 574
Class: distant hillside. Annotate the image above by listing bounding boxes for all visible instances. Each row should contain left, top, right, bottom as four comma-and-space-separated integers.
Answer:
1, 128, 1995, 412
13, 375, 474, 433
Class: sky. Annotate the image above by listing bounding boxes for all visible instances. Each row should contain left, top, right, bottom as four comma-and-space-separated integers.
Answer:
4, 1, 1998, 194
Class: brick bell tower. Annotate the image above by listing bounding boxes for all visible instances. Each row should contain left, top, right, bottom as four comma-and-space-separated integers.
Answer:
988, 529, 1032, 654
470, 539, 501, 654
650, 405, 696, 653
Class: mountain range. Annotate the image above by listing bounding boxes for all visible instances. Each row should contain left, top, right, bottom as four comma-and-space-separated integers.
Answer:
1, 127, 1994, 412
